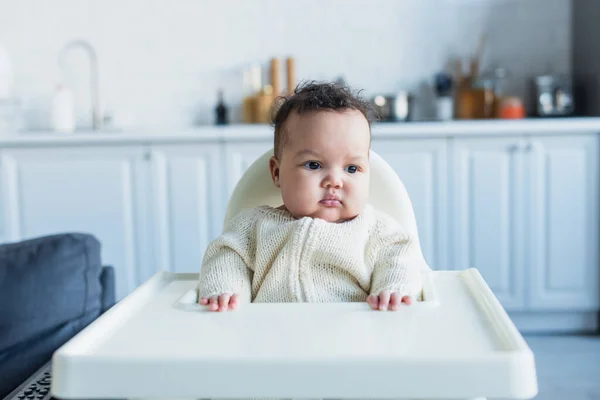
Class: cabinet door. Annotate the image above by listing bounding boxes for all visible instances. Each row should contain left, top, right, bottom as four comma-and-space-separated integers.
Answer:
0, 146, 150, 300
371, 139, 448, 270
223, 141, 272, 201
527, 135, 600, 310
149, 143, 223, 275
451, 137, 526, 310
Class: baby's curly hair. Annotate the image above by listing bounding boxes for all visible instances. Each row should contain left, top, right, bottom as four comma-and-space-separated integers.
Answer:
271, 81, 373, 159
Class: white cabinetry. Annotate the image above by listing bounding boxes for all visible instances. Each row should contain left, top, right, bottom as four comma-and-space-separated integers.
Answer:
526, 135, 599, 311
0, 146, 151, 300
1, 130, 598, 332
451, 134, 599, 330
148, 143, 224, 277
371, 139, 448, 270
451, 137, 526, 310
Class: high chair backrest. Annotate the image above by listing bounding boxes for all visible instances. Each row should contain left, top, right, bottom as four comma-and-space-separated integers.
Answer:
224, 148, 423, 249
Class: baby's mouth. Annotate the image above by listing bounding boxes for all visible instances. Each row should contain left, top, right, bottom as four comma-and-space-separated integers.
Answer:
319, 195, 342, 207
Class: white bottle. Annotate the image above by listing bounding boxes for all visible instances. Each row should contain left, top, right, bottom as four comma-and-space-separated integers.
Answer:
0, 43, 13, 99
52, 84, 75, 133
436, 96, 454, 121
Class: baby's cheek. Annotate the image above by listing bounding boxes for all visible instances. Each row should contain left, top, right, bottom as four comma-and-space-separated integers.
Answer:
282, 187, 305, 209
356, 179, 370, 200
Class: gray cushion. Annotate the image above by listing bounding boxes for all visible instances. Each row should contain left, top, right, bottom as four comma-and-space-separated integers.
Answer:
0, 233, 104, 398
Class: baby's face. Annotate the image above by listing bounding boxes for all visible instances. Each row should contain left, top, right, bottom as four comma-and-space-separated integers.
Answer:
270, 109, 370, 223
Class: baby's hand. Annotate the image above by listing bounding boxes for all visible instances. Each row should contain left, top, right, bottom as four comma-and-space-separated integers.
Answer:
199, 293, 240, 312
367, 290, 413, 311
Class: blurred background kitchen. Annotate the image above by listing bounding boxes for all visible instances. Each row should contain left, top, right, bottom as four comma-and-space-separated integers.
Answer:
0, 0, 594, 130
1, 1, 600, 399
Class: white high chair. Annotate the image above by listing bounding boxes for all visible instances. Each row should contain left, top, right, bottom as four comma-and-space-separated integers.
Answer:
50, 149, 538, 400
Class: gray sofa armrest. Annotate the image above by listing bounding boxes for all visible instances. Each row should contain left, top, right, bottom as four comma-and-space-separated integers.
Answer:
100, 265, 116, 313
0, 233, 105, 398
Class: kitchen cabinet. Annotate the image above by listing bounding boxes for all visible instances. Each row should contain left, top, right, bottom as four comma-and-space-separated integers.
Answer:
371, 139, 448, 270
526, 135, 599, 310
451, 137, 527, 310
148, 143, 224, 277
0, 146, 152, 300
451, 134, 600, 327
0, 126, 598, 332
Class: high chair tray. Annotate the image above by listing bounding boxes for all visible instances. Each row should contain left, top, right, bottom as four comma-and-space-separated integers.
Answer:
51, 269, 538, 399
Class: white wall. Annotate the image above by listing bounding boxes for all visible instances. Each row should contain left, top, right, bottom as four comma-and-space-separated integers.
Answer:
0, 0, 571, 130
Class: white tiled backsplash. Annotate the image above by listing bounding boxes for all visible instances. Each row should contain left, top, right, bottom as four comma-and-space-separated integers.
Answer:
0, 0, 571, 130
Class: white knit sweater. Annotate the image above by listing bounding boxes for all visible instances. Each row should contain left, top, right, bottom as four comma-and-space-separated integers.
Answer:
198, 204, 427, 303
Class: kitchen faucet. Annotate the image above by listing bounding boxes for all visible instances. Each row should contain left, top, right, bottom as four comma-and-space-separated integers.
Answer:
58, 40, 101, 130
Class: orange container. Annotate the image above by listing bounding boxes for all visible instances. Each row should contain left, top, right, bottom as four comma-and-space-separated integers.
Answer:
498, 97, 526, 119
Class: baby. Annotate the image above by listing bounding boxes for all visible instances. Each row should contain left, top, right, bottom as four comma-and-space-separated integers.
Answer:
198, 81, 427, 312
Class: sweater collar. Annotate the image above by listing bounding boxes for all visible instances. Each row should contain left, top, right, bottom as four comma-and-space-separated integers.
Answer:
257, 204, 373, 225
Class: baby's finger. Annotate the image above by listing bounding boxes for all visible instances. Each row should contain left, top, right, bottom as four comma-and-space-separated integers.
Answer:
218, 294, 231, 312
389, 292, 401, 310
229, 293, 240, 310
378, 290, 391, 311
199, 297, 208, 305
209, 296, 219, 311
367, 294, 379, 310
401, 295, 413, 305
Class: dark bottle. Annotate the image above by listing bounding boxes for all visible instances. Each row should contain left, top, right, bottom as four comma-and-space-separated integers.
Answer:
215, 89, 228, 125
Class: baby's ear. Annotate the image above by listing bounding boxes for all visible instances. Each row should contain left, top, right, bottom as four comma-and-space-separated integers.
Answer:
269, 156, 281, 187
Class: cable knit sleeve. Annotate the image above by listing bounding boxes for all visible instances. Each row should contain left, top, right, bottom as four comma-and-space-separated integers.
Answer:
197, 208, 259, 302
370, 215, 427, 299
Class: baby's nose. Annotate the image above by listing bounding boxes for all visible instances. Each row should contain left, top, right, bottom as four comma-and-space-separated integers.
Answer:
322, 172, 343, 189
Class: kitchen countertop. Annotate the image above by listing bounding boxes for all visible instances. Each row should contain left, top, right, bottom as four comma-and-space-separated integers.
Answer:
1, 117, 600, 147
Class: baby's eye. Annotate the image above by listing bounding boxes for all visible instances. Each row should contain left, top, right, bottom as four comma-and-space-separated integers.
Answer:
304, 161, 321, 170
345, 165, 359, 174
